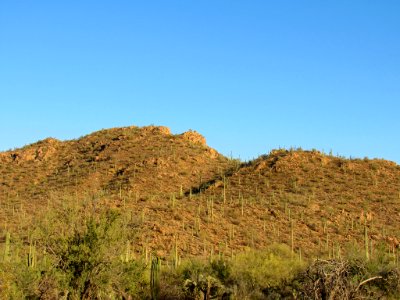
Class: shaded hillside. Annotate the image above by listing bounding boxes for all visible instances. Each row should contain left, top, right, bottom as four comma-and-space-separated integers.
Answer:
0, 127, 399, 261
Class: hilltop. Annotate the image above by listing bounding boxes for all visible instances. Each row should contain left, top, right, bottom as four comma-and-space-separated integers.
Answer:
0, 125, 399, 259
0, 125, 230, 208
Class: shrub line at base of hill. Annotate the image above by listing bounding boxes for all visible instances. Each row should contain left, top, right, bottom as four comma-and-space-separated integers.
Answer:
1, 206, 399, 299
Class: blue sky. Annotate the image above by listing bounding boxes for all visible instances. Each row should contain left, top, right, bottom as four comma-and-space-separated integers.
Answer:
1, 1, 399, 163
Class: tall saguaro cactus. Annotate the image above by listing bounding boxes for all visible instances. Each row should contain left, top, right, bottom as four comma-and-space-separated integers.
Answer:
4, 232, 11, 262
150, 256, 161, 300
27, 240, 36, 268
364, 224, 370, 261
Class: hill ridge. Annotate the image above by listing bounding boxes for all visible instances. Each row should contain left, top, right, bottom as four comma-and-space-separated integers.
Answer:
0, 124, 399, 259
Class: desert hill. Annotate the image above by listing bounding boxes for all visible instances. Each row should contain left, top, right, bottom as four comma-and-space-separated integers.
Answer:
0, 125, 399, 260
198, 149, 400, 256
0, 125, 231, 209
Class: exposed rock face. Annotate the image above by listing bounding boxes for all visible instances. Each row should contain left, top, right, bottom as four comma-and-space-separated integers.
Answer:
181, 130, 206, 145
142, 126, 171, 135
206, 148, 219, 159
1, 137, 60, 163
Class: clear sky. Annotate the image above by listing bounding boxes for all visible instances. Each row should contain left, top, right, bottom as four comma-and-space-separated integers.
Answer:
1, 1, 399, 163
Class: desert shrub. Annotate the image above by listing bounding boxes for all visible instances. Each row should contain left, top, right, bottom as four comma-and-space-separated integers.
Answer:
0, 204, 147, 299
158, 245, 307, 299
158, 258, 232, 300
229, 244, 305, 298
283, 258, 400, 300
0, 261, 41, 299
158, 266, 187, 300
210, 258, 231, 283
41, 209, 146, 299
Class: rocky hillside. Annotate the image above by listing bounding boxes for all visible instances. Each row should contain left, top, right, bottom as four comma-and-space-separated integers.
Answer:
0, 125, 230, 199
198, 149, 400, 256
0, 126, 399, 260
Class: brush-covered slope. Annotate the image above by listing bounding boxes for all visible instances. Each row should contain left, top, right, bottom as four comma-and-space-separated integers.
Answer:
108, 148, 399, 259
194, 149, 400, 254
0, 125, 231, 211
0, 127, 399, 260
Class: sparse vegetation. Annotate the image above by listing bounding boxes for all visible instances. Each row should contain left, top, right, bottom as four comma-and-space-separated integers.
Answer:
0, 125, 399, 299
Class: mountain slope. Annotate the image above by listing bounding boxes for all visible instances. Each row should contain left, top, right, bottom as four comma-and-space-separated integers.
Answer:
0, 125, 232, 218
0, 126, 399, 260
197, 149, 400, 255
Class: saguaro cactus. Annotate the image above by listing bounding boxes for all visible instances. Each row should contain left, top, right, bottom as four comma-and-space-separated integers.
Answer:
27, 241, 36, 268
4, 232, 11, 262
150, 256, 161, 300
174, 236, 179, 268
364, 224, 369, 261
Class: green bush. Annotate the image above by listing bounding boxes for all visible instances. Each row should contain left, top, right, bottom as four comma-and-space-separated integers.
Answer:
230, 243, 305, 297
1, 202, 399, 299
44, 209, 146, 299
0, 205, 147, 299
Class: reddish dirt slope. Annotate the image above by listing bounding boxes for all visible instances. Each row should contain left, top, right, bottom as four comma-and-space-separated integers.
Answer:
1, 129, 399, 260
